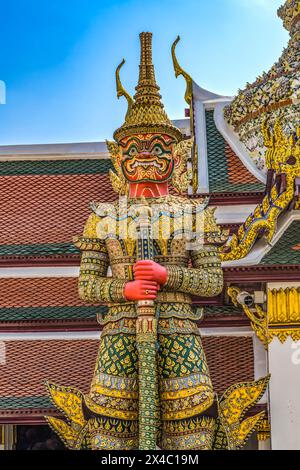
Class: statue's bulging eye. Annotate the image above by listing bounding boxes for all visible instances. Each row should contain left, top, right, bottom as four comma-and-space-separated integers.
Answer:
152, 146, 163, 156
128, 147, 138, 157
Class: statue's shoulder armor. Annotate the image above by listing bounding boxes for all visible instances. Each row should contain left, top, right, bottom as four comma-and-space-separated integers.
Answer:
202, 207, 229, 245
73, 205, 107, 252
83, 210, 102, 238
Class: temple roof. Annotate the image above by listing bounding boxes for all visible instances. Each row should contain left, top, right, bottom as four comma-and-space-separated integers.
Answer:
221, 211, 300, 268
0, 336, 254, 420
0, 159, 113, 260
0, 116, 264, 263
0, 277, 100, 324
205, 110, 264, 193
0, 339, 97, 418
261, 220, 300, 265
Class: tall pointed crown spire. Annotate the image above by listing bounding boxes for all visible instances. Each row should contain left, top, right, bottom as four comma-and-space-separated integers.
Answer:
134, 32, 162, 106
113, 32, 183, 142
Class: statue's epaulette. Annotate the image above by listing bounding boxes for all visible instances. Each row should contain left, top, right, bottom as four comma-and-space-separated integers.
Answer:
73, 210, 106, 251
83, 211, 101, 238
73, 236, 105, 252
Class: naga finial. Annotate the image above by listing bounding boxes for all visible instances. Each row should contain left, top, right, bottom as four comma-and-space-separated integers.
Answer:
171, 36, 193, 106
115, 59, 134, 120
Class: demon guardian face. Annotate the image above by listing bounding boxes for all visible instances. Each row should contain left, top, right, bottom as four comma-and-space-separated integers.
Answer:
120, 134, 176, 183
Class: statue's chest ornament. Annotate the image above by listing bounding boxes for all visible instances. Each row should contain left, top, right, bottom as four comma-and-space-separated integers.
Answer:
92, 198, 210, 258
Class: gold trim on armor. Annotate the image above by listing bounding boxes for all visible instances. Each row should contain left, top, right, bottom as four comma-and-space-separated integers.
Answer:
161, 383, 212, 400
84, 395, 138, 421
162, 395, 214, 421
90, 384, 138, 400
160, 372, 211, 392
157, 291, 191, 303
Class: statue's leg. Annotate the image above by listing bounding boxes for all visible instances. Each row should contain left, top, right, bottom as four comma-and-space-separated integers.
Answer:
85, 332, 139, 450
158, 333, 216, 450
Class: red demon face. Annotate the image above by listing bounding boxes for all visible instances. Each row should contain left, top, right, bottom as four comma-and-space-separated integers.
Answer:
119, 133, 176, 183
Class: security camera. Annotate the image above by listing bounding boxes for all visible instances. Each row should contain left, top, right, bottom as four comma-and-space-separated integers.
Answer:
236, 291, 255, 308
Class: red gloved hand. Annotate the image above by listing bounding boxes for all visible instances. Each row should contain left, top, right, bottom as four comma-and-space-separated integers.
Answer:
133, 260, 167, 286
124, 280, 159, 301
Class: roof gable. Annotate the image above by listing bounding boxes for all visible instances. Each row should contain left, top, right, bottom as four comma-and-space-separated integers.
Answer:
261, 220, 300, 265
206, 110, 265, 193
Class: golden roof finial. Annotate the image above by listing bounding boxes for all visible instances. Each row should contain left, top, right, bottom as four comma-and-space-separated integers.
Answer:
115, 59, 134, 121
171, 36, 193, 106
113, 32, 183, 143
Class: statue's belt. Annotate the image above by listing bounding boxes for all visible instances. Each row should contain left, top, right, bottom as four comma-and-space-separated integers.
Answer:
109, 291, 192, 305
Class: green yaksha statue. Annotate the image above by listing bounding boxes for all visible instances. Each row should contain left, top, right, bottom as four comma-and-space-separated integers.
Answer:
46, 33, 269, 451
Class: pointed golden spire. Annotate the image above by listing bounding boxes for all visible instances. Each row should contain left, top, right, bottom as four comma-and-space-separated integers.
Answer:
134, 32, 162, 107
113, 32, 182, 143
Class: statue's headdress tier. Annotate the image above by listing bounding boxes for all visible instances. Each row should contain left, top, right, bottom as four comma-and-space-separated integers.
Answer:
134, 32, 162, 106
113, 32, 183, 143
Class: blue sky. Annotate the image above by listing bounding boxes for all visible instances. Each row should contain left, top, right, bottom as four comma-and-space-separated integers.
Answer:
0, 0, 287, 145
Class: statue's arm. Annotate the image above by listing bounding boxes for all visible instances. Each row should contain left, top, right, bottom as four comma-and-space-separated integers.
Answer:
164, 245, 223, 297
76, 243, 126, 304
74, 213, 126, 304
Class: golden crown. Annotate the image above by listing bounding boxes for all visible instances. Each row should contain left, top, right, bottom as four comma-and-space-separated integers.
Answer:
113, 32, 183, 143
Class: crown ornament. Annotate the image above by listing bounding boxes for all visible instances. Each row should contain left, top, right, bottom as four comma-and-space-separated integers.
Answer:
113, 32, 183, 143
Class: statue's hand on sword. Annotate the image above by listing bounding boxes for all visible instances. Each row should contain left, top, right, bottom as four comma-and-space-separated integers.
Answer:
124, 279, 159, 301
133, 260, 167, 285
124, 260, 167, 301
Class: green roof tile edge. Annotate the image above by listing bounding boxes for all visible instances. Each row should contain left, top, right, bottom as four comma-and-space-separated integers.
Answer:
204, 305, 243, 316
0, 397, 53, 409
0, 159, 113, 176
261, 221, 300, 265
0, 306, 107, 321
0, 242, 79, 256
206, 110, 264, 193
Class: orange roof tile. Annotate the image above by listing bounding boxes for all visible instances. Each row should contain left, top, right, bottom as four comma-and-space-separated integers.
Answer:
225, 144, 261, 185
0, 336, 254, 410
0, 278, 83, 308
0, 340, 98, 398
203, 336, 254, 395
0, 174, 115, 246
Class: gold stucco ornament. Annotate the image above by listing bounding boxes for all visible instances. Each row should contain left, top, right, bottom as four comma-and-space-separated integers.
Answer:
171, 137, 194, 194
217, 376, 270, 450
221, 121, 300, 261
224, 0, 300, 173
228, 286, 269, 349
45, 382, 89, 449
106, 140, 128, 195
228, 286, 300, 346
